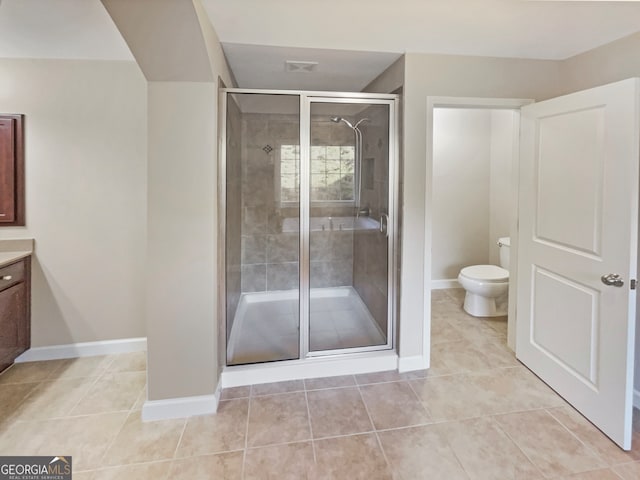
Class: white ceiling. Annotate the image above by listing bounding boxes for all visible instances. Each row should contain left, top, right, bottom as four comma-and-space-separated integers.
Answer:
1, 0, 640, 91
222, 43, 401, 91
0, 0, 132, 61
203, 0, 640, 61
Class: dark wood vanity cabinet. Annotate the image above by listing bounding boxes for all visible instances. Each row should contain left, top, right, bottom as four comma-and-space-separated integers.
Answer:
0, 114, 25, 226
0, 257, 30, 372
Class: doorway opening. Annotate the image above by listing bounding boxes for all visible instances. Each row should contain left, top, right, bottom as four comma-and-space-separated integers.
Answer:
424, 97, 532, 368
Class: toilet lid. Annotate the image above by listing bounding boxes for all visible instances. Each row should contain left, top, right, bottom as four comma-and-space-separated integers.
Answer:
460, 265, 509, 282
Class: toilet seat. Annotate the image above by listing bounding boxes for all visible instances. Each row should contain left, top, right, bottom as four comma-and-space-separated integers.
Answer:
460, 265, 508, 282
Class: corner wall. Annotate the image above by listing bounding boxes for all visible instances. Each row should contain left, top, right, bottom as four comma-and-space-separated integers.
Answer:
0, 58, 147, 347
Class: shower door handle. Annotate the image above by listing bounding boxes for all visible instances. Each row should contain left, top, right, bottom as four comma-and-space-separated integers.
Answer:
380, 213, 389, 237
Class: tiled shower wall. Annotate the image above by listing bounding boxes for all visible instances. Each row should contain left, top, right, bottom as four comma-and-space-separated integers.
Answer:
309, 116, 357, 289
225, 97, 242, 338
240, 113, 354, 293
353, 105, 390, 337
240, 113, 300, 293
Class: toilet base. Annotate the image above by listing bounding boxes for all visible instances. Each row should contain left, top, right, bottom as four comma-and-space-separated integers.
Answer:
463, 292, 508, 317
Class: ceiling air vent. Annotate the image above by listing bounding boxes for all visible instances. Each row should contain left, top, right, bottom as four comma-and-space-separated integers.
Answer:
285, 60, 318, 73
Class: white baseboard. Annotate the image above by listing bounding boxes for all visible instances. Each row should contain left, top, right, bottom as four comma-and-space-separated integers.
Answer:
431, 279, 461, 290
398, 355, 428, 373
634, 389, 640, 409
15, 337, 147, 363
142, 390, 220, 422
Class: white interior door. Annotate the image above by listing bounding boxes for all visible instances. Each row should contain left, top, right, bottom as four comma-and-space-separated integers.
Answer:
516, 78, 640, 450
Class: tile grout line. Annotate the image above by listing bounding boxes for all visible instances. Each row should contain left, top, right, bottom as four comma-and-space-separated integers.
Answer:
65, 368, 113, 417
486, 414, 548, 478
10, 408, 136, 424
241, 385, 253, 478
544, 407, 616, 469
576, 466, 627, 480
74, 459, 175, 478
171, 417, 189, 461
435, 427, 474, 480
406, 378, 437, 421
356, 383, 393, 473
94, 405, 135, 470
0, 382, 40, 425
303, 389, 317, 463
93, 359, 150, 471
1, 361, 79, 423
61, 356, 118, 412
18, 357, 117, 424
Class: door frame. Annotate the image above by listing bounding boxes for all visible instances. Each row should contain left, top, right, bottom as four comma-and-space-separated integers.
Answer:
423, 96, 533, 367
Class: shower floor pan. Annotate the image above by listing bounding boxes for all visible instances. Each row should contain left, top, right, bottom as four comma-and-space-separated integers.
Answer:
227, 286, 386, 365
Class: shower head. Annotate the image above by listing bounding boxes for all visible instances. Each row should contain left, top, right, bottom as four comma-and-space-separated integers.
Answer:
330, 116, 370, 130
330, 116, 355, 129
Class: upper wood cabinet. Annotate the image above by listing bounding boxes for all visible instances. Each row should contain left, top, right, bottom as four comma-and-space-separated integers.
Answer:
0, 114, 24, 226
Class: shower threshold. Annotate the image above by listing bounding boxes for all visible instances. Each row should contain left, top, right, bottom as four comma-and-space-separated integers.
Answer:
221, 349, 398, 388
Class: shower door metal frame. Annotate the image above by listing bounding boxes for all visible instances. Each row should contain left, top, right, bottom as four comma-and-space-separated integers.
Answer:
302, 95, 397, 358
219, 88, 399, 364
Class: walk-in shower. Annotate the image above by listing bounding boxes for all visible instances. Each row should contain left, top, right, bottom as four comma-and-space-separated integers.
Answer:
220, 90, 398, 368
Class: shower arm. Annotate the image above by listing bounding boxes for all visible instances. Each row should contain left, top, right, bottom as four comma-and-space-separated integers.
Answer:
329, 116, 368, 217
354, 127, 363, 216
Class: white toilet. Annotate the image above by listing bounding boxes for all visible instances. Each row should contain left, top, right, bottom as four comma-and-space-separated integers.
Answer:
457, 237, 510, 317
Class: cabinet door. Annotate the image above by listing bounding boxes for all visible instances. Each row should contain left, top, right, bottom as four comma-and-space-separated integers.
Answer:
0, 283, 27, 372
0, 118, 15, 223
0, 114, 24, 226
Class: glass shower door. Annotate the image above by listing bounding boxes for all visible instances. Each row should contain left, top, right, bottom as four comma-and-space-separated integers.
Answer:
307, 100, 392, 353
225, 93, 301, 365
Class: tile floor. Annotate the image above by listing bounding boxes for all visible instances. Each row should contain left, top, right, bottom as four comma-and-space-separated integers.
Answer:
0, 288, 639, 478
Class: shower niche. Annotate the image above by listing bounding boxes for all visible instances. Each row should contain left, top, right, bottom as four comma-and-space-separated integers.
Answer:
221, 90, 397, 366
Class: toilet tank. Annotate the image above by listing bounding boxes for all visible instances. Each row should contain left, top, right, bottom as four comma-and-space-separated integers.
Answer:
498, 237, 511, 269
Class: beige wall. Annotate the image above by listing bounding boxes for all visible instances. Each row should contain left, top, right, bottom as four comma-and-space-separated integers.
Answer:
561, 32, 640, 95
431, 108, 512, 280
100, 0, 213, 82
431, 108, 492, 280
488, 110, 515, 266
365, 56, 405, 94
146, 81, 219, 400
0, 58, 147, 346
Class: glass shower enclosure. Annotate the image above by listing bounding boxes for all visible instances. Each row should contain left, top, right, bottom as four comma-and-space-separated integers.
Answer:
221, 90, 397, 366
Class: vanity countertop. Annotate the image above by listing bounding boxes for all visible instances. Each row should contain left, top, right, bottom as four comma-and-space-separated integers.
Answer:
0, 239, 34, 268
